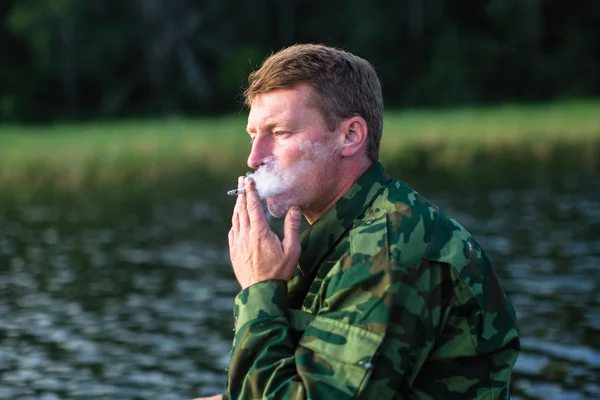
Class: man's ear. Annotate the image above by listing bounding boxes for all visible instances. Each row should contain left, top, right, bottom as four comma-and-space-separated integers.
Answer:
340, 116, 368, 157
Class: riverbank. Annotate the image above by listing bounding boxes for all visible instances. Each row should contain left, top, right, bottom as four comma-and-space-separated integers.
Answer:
1, 100, 598, 194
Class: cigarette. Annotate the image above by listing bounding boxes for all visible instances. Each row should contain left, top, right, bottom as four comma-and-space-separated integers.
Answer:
227, 188, 245, 196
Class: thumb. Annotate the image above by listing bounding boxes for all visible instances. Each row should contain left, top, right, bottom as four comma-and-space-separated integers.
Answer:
282, 207, 302, 258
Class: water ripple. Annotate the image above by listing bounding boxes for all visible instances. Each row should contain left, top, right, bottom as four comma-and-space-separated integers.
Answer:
0, 172, 598, 399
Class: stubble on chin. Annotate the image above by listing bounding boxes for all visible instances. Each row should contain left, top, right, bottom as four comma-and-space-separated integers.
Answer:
266, 197, 294, 218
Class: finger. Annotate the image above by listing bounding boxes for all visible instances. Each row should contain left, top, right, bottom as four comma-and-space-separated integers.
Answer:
231, 205, 240, 237
282, 207, 302, 259
235, 176, 250, 232
228, 228, 234, 248
244, 178, 269, 230
231, 177, 242, 234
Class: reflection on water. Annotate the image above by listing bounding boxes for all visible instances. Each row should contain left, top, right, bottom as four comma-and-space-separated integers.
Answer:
0, 168, 599, 399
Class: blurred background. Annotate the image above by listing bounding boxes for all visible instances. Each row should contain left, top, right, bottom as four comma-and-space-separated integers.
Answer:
0, 1, 599, 399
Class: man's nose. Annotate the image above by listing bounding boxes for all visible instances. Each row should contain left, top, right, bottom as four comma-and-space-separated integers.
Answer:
247, 135, 271, 169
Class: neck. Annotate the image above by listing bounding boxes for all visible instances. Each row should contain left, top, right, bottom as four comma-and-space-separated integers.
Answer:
303, 158, 373, 224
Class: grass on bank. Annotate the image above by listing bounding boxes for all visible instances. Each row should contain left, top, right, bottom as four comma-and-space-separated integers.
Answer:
0, 100, 599, 191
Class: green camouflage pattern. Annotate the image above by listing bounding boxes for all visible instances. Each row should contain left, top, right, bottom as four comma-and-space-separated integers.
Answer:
225, 162, 520, 399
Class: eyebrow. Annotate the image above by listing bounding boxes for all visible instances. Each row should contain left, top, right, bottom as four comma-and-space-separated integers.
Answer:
246, 118, 291, 134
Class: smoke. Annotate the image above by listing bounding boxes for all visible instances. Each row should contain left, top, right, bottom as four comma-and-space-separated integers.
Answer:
244, 155, 310, 200
242, 139, 342, 217
245, 140, 340, 200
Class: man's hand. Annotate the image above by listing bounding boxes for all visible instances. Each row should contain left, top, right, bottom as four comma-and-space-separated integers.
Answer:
228, 176, 302, 289
193, 395, 222, 400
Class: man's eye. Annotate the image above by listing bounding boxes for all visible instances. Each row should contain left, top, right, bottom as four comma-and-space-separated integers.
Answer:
273, 131, 290, 137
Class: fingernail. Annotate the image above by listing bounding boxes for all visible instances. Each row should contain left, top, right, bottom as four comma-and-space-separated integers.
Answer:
291, 207, 301, 218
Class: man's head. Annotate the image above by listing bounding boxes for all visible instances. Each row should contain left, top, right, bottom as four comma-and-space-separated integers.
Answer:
243, 44, 383, 223
244, 44, 383, 163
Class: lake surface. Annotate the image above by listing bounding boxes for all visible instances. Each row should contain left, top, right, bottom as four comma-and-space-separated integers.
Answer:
0, 166, 599, 400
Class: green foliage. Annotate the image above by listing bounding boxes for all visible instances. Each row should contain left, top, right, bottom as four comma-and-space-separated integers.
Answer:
7, 0, 77, 71
0, 0, 599, 121
1, 101, 598, 194
217, 46, 266, 105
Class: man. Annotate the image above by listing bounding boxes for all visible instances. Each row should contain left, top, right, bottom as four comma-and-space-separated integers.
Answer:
200, 44, 519, 400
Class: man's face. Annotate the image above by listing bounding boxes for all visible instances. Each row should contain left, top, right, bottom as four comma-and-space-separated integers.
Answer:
245, 84, 342, 218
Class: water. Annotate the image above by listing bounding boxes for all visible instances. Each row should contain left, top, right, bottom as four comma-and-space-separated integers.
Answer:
0, 167, 599, 399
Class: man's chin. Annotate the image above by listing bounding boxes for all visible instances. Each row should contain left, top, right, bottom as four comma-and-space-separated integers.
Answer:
266, 198, 292, 218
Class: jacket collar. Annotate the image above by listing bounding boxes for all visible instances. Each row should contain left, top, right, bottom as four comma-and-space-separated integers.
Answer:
297, 162, 392, 276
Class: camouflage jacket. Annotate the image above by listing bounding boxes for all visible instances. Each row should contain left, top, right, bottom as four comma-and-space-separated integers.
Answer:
225, 162, 520, 399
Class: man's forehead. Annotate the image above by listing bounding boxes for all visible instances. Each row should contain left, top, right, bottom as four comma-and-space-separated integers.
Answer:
247, 107, 294, 132
247, 86, 315, 129
251, 86, 312, 108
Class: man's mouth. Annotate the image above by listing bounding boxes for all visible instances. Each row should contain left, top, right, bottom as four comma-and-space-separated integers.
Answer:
245, 160, 291, 199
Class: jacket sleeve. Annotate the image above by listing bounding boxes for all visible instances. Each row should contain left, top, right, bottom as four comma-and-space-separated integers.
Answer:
224, 251, 437, 400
